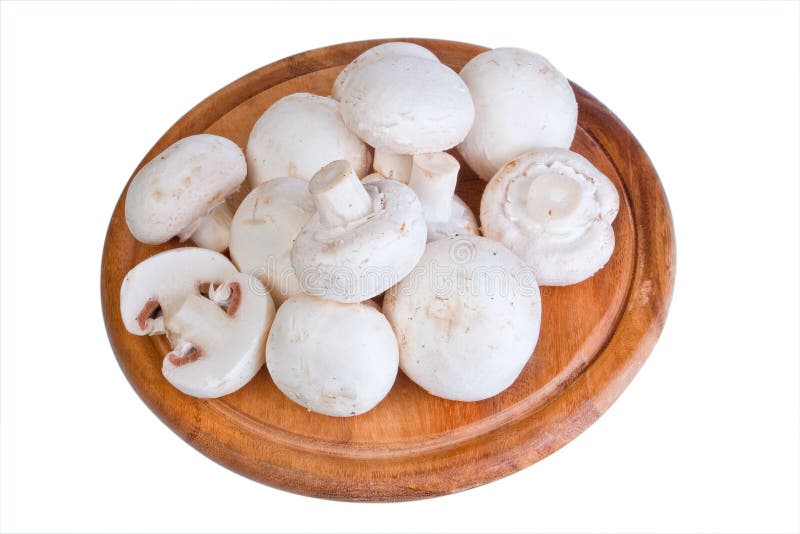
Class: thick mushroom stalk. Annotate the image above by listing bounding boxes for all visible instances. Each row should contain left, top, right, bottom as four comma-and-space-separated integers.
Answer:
309, 160, 373, 227
373, 148, 413, 184
480, 148, 620, 286
177, 202, 233, 252
407, 152, 478, 242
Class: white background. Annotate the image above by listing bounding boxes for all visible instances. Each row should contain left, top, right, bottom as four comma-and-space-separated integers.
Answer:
1, 1, 798, 533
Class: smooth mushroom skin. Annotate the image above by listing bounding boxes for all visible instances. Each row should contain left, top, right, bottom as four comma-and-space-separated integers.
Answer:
125, 134, 246, 252
266, 294, 399, 417
480, 148, 620, 286
291, 160, 427, 303
373, 148, 413, 184
407, 152, 478, 242
332, 42, 440, 101
229, 177, 315, 306
120, 248, 276, 398
458, 48, 578, 181
383, 235, 541, 402
245, 93, 371, 187
339, 55, 475, 155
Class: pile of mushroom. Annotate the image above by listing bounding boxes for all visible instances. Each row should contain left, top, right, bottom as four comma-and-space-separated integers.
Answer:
118, 41, 620, 417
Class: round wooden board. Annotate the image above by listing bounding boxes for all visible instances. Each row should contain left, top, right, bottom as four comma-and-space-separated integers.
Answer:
101, 38, 676, 501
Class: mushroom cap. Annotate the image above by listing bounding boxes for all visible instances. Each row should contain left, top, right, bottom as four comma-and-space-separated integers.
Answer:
229, 177, 315, 305
426, 195, 479, 242
125, 134, 246, 244
266, 294, 399, 417
339, 56, 475, 155
120, 247, 239, 335
458, 48, 578, 181
245, 93, 371, 186
480, 148, 620, 286
164, 272, 275, 398
383, 235, 541, 402
291, 178, 427, 303
332, 42, 440, 101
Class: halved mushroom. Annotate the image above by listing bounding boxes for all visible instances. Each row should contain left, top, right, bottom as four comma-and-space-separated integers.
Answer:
480, 148, 619, 286
246, 93, 371, 187
383, 235, 541, 402
407, 152, 478, 242
266, 294, 399, 417
125, 134, 246, 252
229, 177, 315, 306
458, 48, 578, 181
331, 41, 439, 101
120, 247, 275, 398
291, 160, 427, 303
338, 55, 474, 155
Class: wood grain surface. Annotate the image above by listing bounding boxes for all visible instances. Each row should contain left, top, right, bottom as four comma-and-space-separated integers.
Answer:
100, 38, 676, 501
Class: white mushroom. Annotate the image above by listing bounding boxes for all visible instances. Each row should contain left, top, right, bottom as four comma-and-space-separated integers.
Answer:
266, 294, 398, 417
338, 55, 474, 155
480, 148, 620, 286
407, 152, 478, 242
229, 177, 315, 306
291, 160, 427, 303
125, 134, 245, 252
246, 93, 371, 187
120, 248, 276, 398
458, 48, 578, 181
383, 235, 541, 402
331, 41, 440, 101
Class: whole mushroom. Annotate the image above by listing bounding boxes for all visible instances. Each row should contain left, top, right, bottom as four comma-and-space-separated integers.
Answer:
383, 235, 541, 402
229, 177, 315, 305
120, 248, 275, 398
246, 93, 371, 187
338, 54, 474, 156
480, 148, 620, 286
291, 160, 427, 303
458, 48, 578, 181
125, 134, 245, 252
266, 294, 399, 417
406, 152, 478, 242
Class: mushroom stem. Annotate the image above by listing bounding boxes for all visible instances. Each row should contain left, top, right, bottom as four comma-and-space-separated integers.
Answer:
408, 152, 459, 223
309, 160, 373, 227
525, 172, 585, 232
179, 203, 233, 252
373, 148, 413, 184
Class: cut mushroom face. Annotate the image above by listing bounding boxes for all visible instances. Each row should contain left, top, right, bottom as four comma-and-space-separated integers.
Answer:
338, 55, 474, 155
291, 160, 427, 303
120, 248, 275, 398
246, 93, 371, 187
331, 41, 440, 101
407, 152, 478, 242
458, 48, 578, 181
266, 294, 399, 417
125, 134, 246, 252
480, 148, 620, 286
229, 177, 315, 306
383, 235, 541, 402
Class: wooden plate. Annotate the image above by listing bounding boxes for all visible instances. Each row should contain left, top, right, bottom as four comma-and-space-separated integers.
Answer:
101, 38, 676, 501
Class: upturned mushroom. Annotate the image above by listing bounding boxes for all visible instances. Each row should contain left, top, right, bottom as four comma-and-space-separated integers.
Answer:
331, 41, 439, 102
480, 148, 620, 286
383, 235, 541, 402
266, 294, 398, 417
246, 93, 371, 187
406, 152, 478, 242
338, 54, 474, 156
458, 48, 578, 181
120, 247, 275, 398
291, 160, 427, 303
125, 134, 245, 252
229, 177, 315, 305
